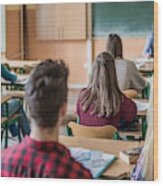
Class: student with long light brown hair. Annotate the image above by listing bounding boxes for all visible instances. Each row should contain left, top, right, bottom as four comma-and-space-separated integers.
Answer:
106, 34, 146, 92
76, 52, 137, 129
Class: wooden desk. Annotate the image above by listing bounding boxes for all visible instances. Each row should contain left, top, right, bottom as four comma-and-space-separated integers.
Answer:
133, 58, 154, 77
123, 89, 138, 99
1, 95, 12, 104
134, 99, 149, 116
139, 62, 154, 73
119, 131, 141, 138
59, 136, 143, 179
7, 90, 25, 99
134, 99, 149, 139
1, 60, 41, 68
17, 74, 29, 80
1, 74, 28, 85
1, 75, 29, 91
1, 60, 41, 74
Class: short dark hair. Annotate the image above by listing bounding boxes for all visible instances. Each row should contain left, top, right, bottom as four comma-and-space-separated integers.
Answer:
106, 34, 123, 58
25, 59, 69, 128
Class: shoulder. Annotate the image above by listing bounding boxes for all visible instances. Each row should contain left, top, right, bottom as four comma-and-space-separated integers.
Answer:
55, 146, 92, 178
1, 143, 23, 165
123, 59, 135, 66
121, 93, 136, 106
115, 58, 134, 67
67, 156, 92, 179
123, 59, 138, 71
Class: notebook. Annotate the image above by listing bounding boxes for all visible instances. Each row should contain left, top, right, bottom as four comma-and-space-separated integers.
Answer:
119, 147, 142, 164
69, 147, 116, 178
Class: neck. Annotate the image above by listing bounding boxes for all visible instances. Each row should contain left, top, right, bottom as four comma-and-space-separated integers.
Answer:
30, 120, 59, 142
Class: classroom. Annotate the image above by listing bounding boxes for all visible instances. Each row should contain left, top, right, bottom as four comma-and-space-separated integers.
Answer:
1, 1, 157, 181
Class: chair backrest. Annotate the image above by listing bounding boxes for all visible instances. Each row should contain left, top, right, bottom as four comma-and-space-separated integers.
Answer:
123, 89, 138, 98
67, 122, 117, 139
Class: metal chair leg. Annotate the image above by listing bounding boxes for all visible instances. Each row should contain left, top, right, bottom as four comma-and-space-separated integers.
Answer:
142, 116, 147, 140
1, 129, 4, 141
4, 125, 8, 149
17, 122, 22, 143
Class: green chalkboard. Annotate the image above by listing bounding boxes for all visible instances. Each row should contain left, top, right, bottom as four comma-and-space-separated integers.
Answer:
93, 1, 154, 37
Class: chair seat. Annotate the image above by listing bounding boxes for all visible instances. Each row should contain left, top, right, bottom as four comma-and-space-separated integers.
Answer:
123, 89, 138, 98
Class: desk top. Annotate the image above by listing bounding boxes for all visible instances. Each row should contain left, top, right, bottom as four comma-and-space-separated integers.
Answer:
132, 58, 154, 73
139, 62, 154, 73
59, 136, 143, 178
1, 95, 12, 104
122, 89, 138, 99
1, 74, 29, 86
1, 60, 41, 68
133, 58, 154, 64
133, 99, 149, 116
7, 90, 25, 98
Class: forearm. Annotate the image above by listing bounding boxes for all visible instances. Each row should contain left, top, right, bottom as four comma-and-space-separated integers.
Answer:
1, 64, 17, 82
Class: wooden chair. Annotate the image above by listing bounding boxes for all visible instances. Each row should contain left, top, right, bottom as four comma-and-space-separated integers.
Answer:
67, 122, 117, 139
1, 114, 21, 148
123, 89, 138, 98
142, 82, 151, 99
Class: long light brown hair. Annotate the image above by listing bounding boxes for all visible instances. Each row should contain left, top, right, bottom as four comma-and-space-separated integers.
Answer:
106, 34, 123, 58
80, 52, 122, 117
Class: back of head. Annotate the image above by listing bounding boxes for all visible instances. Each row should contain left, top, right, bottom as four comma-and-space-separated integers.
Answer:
80, 52, 122, 117
25, 59, 69, 128
106, 33, 123, 58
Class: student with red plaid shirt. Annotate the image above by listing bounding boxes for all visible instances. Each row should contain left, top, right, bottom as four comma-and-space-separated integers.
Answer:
1, 60, 92, 179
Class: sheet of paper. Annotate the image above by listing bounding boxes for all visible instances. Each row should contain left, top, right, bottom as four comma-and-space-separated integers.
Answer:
69, 147, 116, 178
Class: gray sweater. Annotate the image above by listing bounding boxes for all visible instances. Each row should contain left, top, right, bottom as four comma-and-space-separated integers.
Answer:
115, 58, 146, 91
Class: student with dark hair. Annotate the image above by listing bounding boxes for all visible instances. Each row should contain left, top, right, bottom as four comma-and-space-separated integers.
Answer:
106, 34, 146, 92
1, 59, 92, 179
1, 64, 30, 136
76, 52, 137, 129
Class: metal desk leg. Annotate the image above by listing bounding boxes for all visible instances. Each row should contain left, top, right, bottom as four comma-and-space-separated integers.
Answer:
4, 124, 8, 148
142, 116, 147, 139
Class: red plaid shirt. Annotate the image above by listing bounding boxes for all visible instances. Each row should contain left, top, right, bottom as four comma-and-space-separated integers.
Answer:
1, 136, 92, 179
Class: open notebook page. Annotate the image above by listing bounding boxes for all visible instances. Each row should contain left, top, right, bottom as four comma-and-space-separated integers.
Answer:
69, 147, 116, 178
